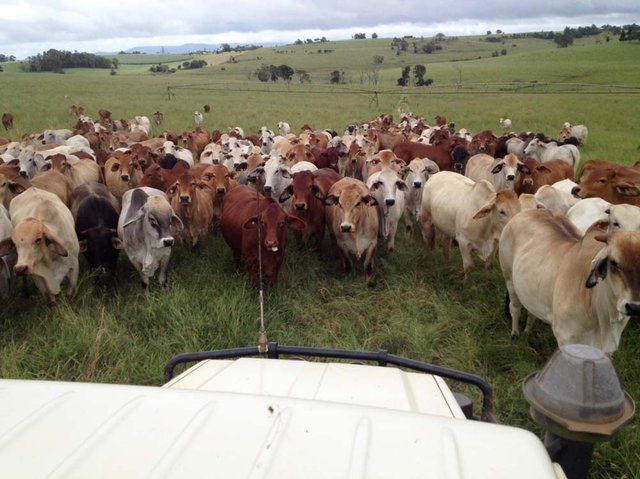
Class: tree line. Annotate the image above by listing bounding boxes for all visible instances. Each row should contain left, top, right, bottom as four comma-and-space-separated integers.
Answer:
20, 49, 113, 72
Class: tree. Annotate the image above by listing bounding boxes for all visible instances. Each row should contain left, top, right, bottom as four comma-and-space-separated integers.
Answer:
276, 64, 294, 81
413, 64, 426, 83
496, 29, 503, 34
397, 66, 410, 86
372, 32, 378, 39
330, 70, 341, 84
487, 30, 492, 35
354, 33, 366, 39
372, 55, 384, 64
294, 39, 303, 45
435, 33, 446, 42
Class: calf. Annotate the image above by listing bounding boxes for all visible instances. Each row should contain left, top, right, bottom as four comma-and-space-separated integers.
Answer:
465, 153, 522, 191
514, 158, 574, 195
167, 171, 215, 247
0, 188, 79, 302
140, 160, 190, 191
403, 158, 439, 231
118, 187, 183, 293
220, 185, 305, 287
72, 182, 122, 280
278, 168, 341, 251
367, 167, 407, 251
324, 178, 379, 286
421, 171, 521, 279
572, 166, 640, 205
196, 164, 237, 227
2, 113, 13, 131
104, 150, 143, 200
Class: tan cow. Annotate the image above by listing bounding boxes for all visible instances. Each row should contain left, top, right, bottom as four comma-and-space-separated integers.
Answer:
196, 164, 237, 227
464, 153, 523, 191
0, 170, 73, 209
166, 171, 215, 247
0, 188, 79, 302
41, 154, 101, 189
421, 171, 521, 279
104, 150, 143, 200
324, 177, 379, 286
499, 208, 640, 353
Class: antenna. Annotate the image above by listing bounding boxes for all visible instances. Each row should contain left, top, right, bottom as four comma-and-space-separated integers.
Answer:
256, 190, 268, 357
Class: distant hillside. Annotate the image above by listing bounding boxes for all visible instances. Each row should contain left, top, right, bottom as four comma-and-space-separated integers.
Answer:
115, 42, 281, 55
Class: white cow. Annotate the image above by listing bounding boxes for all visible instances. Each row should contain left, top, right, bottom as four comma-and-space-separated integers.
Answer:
403, 158, 439, 231
559, 123, 588, 145
129, 116, 153, 137
42, 129, 73, 145
367, 167, 407, 252
566, 198, 611, 234
465, 153, 522, 191
499, 208, 640, 353
499, 118, 512, 131
421, 171, 521, 279
534, 180, 580, 215
194, 111, 203, 128
0, 188, 79, 302
118, 187, 183, 294
277, 121, 291, 136
163, 141, 194, 166
523, 138, 580, 172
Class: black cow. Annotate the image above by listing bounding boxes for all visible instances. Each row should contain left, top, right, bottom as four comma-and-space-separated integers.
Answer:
72, 182, 121, 281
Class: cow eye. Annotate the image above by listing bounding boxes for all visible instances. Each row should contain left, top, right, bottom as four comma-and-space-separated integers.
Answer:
35, 237, 42, 245
149, 216, 158, 226
610, 260, 620, 272
612, 221, 620, 229
598, 178, 606, 184
499, 209, 507, 216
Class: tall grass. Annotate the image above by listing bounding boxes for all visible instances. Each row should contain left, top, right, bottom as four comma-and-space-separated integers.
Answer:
1, 35, 639, 478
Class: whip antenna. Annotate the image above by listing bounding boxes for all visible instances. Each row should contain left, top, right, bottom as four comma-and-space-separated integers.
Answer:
256, 190, 268, 357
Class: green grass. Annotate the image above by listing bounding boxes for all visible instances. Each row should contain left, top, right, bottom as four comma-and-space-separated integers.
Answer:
1, 34, 640, 478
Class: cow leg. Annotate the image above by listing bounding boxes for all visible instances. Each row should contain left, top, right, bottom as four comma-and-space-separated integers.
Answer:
364, 247, 376, 287
158, 256, 170, 286
442, 235, 452, 261
505, 280, 523, 337
66, 258, 79, 296
459, 241, 474, 281
421, 215, 435, 251
524, 313, 538, 334
339, 249, 352, 276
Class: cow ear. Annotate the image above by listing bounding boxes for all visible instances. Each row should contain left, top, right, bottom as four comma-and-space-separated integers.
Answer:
0, 238, 15, 256
362, 194, 378, 206
112, 237, 123, 250
79, 239, 88, 253
586, 248, 608, 288
242, 215, 259, 230
536, 165, 552, 174
369, 181, 383, 192
43, 228, 68, 257
196, 181, 210, 191
615, 183, 640, 197
311, 183, 324, 201
323, 194, 339, 206
396, 180, 408, 191
279, 185, 293, 203
472, 199, 496, 219
286, 215, 306, 231
166, 182, 178, 198
491, 163, 504, 174
8, 181, 27, 195
171, 214, 184, 231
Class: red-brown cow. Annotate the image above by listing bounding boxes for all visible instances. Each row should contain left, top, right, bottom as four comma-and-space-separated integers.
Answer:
167, 171, 215, 248
183, 129, 211, 158
195, 163, 237, 227
104, 150, 143, 200
98, 109, 112, 121
2, 113, 13, 131
220, 185, 305, 287
278, 168, 341, 251
515, 158, 575, 195
572, 167, 640, 205
310, 146, 341, 172
392, 138, 456, 172
140, 160, 190, 191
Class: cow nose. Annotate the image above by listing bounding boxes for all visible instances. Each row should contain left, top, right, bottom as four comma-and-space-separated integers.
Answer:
453, 164, 462, 171
413, 181, 422, 188
385, 198, 395, 206
571, 186, 581, 197
121, 174, 130, 181
263, 185, 272, 193
14, 264, 31, 276
163, 238, 174, 247
179, 195, 190, 204
19, 170, 28, 178
295, 203, 306, 211
351, 159, 356, 164
624, 302, 640, 316
340, 223, 352, 233
506, 174, 515, 181
216, 187, 226, 196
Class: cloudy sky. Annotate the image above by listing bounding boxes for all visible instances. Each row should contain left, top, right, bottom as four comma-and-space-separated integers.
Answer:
1, 0, 639, 59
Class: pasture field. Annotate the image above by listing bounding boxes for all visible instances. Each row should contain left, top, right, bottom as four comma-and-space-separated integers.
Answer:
1, 34, 640, 477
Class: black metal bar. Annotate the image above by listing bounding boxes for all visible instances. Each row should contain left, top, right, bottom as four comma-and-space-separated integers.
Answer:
164, 343, 496, 422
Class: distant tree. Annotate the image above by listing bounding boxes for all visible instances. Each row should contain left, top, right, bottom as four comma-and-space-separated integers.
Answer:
554, 28, 574, 47
294, 39, 303, 45
257, 69, 269, 82
435, 33, 446, 42
487, 30, 492, 35
413, 64, 426, 85
354, 33, 367, 39
276, 64, 294, 81
373, 55, 384, 64
620, 24, 640, 41
305, 39, 313, 44
501, 48, 507, 55
330, 70, 341, 84
0, 65, 3, 72
111, 58, 119, 69
219, 43, 231, 52
320, 37, 328, 42
372, 32, 378, 39
397, 66, 410, 86
110, 68, 117, 76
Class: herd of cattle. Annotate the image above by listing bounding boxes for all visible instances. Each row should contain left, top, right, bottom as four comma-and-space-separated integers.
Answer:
0, 109, 639, 354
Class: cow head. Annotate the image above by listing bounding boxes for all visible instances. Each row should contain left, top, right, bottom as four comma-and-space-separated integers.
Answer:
123, 191, 183, 249
78, 226, 122, 277
242, 202, 305, 253
325, 189, 378, 234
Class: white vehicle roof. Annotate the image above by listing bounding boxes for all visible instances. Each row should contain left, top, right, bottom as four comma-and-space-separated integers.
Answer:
0, 358, 564, 478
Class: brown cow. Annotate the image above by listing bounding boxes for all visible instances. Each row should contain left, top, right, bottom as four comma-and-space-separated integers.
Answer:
434, 115, 447, 127
42, 154, 102, 189
220, 185, 305, 287
140, 160, 190, 191
572, 167, 640, 205
152, 111, 164, 125
515, 158, 575, 195
393, 139, 456, 172
196, 163, 238, 227
2, 113, 13, 131
324, 177, 379, 286
98, 109, 112, 121
104, 150, 143, 200
203, 104, 211, 113
284, 144, 315, 167
0, 172, 73, 210
184, 129, 211, 158
278, 168, 341, 251
469, 130, 497, 157
167, 171, 215, 248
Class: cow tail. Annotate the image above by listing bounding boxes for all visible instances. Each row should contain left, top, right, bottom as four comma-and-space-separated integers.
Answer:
504, 291, 511, 320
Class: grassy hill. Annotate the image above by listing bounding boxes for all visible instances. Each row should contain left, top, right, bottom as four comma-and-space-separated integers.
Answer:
1, 33, 640, 478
